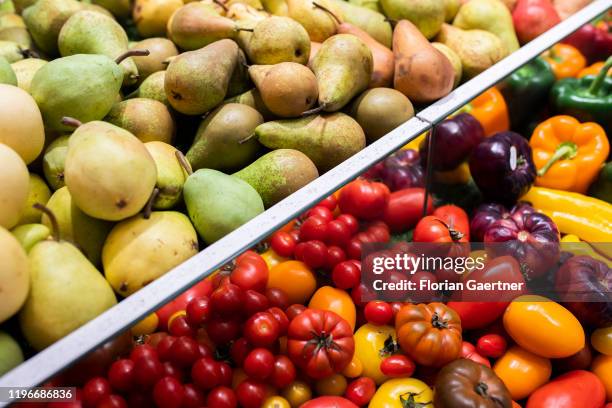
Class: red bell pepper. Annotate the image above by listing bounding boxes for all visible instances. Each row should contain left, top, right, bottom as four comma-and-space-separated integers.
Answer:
563, 20, 612, 63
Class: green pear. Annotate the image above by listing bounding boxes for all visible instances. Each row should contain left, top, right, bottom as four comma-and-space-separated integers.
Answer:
184, 169, 264, 244
348, 0, 381, 12
234, 149, 318, 207
0, 331, 23, 375
249, 63, 318, 117
129, 38, 178, 82
432, 42, 462, 88
58, 11, 139, 86
102, 211, 198, 297
16, 174, 52, 226
380, 0, 445, 39
11, 223, 50, 253
0, 55, 16, 85
144, 142, 190, 210
260, 0, 288, 15
0, 13, 25, 30
30, 54, 132, 131
10, 58, 46, 92
243, 16, 311, 65
436, 23, 506, 79
0, 0, 15, 13
41, 186, 113, 266
311, 34, 373, 112
329, 0, 391, 47
22, 0, 83, 56
165, 39, 239, 115
224, 88, 275, 120
443, 0, 460, 21
453, 0, 518, 54
254, 112, 366, 172
0, 26, 31, 48
19, 207, 117, 350
227, 48, 252, 98
350, 87, 414, 142
129, 70, 168, 106
91, 0, 131, 18
64, 121, 157, 221
186, 103, 263, 171
0, 226, 29, 323
12, 0, 34, 13
42, 135, 69, 191
0, 39, 22, 62
287, 0, 341, 42
105, 98, 175, 144
0, 143, 28, 229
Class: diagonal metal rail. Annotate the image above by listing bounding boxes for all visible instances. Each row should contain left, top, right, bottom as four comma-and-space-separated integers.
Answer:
0, 0, 609, 398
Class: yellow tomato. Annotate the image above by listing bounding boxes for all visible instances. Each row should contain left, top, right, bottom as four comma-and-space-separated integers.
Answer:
130, 313, 159, 336
342, 355, 363, 378
493, 346, 551, 400
315, 373, 347, 396
308, 286, 356, 331
402, 132, 426, 151
592, 354, 612, 401
282, 381, 312, 408
369, 378, 433, 408
503, 295, 585, 358
268, 261, 317, 305
262, 396, 291, 408
261, 248, 290, 270
592, 326, 612, 356
354, 324, 396, 384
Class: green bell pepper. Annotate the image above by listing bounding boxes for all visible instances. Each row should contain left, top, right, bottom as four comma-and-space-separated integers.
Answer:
551, 56, 612, 134
500, 57, 556, 133
589, 162, 612, 204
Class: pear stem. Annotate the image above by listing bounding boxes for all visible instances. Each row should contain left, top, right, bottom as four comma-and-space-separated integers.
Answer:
312, 2, 342, 25
115, 49, 150, 65
175, 151, 193, 176
61, 116, 83, 128
236, 27, 254, 32
213, 0, 229, 12
301, 105, 324, 116
238, 133, 255, 144
33, 203, 60, 242
142, 188, 159, 220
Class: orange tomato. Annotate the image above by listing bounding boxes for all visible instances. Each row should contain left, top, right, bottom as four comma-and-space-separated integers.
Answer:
130, 313, 159, 336
315, 374, 347, 396
267, 261, 317, 305
592, 354, 612, 402
493, 346, 551, 400
592, 326, 612, 356
282, 381, 312, 407
262, 396, 291, 408
308, 286, 356, 331
342, 355, 363, 378
512, 402, 522, 408
503, 295, 584, 358
261, 248, 290, 270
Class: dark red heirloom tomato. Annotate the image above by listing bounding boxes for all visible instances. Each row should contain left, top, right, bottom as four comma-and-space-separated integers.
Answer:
338, 179, 390, 220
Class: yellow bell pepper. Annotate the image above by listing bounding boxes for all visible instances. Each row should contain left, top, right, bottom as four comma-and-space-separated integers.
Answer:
403, 132, 426, 151
521, 186, 612, 242
560, 235, 612, 267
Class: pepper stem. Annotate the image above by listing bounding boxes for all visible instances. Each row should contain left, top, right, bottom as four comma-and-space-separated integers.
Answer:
587, 56, 612, 96
537, 141, 578, 177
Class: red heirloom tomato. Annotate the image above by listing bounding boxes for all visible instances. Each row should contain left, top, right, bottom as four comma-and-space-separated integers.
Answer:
230, 251, 269, 293
382, 188, 433, 233
338, 179, 390, 220
287, 309, 355, 379
299, 396, 359, 408
395, 303, 462, 367
526, 370, 606, 408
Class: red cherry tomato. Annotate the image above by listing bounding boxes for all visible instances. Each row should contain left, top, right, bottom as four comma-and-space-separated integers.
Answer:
286, 304, 307, 320
107, 359, 135, 392
345, 377, 376, 406
363, 301, 393, 326
230, 338, 252, 367
156, 336, 176, 362
318, 195, 338, 211
306, 206, 334, 222
270, 355, 297, 389
210, 283, 245, 318
270, 231, 297, 258
325, 245, 347, 270
168, 336, 199, 368
460, 341, 491, 367
244, 290, 270, 316
326, 219, 352, 247
296, 240, 328, 269
266, 287, 290, 310
206, 317, 241, 345
185, 297, 211, 327
218, 361, 233, 387
339, 179, 390, 221
153, 376, 184, 408
191, 358, 222, 390
168, 315, 195, 338
300, 216, 329, 242
133, 356, 163, 389
332, 261, 362, 290
161, 362, 182, 381
267, 307, 290, 336
244, 348, 275, 380
366, 221, 390, 242
379, 355, 416, 377
182, 384, 205, 408
477, 334, 507, 358
230, 251, 269, 293
206, 386, 237, 408
235, 379, 267, 408
336, 214, 359, 235
96, 394, 128, 408
130, 344, 157, 362
82, 377, 111, 407
244, 312, 280, 348
156, 280, 213, 330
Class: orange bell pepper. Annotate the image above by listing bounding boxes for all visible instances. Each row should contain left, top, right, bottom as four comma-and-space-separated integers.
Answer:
461, 87, 510, 137
578, 61, 612, 78
542, 43, 587, 79
530, 115, 609, 193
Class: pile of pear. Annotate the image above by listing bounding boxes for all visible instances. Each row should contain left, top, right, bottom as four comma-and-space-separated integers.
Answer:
0, 0, 520, 357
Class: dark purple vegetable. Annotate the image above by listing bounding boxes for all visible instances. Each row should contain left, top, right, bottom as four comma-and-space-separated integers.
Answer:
364, 149, 425, 191
484, 203, 560, 280
420, 113, 484, 171
470, 203, 509, 242
469, 131, 536, 205
555, 255, 612, 327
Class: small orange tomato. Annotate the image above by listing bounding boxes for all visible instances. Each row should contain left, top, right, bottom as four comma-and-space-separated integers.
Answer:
282, 381, 312, 407
503, 295, 584, 358
342, 355, 363, 378
315, 374, 347, 396
592, 326, 612, 356
493, 346, 551, 400
308, 286, 356, 331
592, 354, 612, 401
262, 396, 291, 408
130, 313, 159, 336
267, 261, 317, 305
261, 248, 290, 270
512, 401, 522, 408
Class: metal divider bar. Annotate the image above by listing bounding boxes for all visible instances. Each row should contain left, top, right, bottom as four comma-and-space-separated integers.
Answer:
0, 0, 608, 398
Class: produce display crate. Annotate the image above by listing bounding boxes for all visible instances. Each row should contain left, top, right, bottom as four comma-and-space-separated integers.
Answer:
0, 0, 610, 404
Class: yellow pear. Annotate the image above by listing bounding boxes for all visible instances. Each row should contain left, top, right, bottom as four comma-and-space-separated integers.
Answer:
0, 226, 29, 323
133, 0, 184, 38
0, 143, 29, 229
10, 58, 47, 92
16, 174, 52, 226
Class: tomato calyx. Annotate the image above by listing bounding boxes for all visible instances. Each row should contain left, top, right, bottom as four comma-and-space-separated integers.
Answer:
431, 312, 449, 329
399, 391, 432, 408
379, 335, 400, 357
306, 330, 342, 353
435, 219, 464, 242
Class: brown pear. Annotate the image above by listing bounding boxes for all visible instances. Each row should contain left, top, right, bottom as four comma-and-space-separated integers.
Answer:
337, 22, 393, 88
105, 98, 175, 144
393, 20, 454, 103
249, 63, 318, 117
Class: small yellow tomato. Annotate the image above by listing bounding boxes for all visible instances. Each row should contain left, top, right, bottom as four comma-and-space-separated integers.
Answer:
130, 313, 159, 336
315, 374, 347, 396
308, 286, 356, 331
167, 309, 186, 329
354, 324, 397, 384
268, 261, 316, 305
369, 377, 433, 407
592, 326, 612, 356
262, 396, 291, 408
342, 355, 363, 378
493, 346, 551, 400
592, 354, 612, 402
282, 381, 312, 408
261, 248, 290, 270
503, 295, 585, 358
